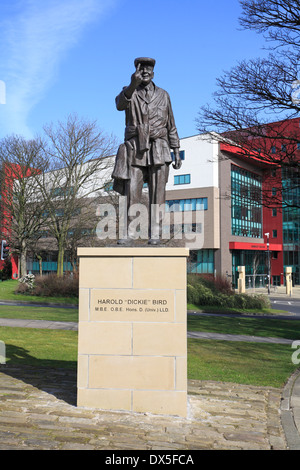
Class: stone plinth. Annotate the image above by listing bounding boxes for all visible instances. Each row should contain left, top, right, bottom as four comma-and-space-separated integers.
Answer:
77, 247, 189, 417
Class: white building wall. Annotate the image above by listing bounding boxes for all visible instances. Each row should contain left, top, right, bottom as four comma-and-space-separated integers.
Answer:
166, 134, 219, 191
165, 133, 221, 253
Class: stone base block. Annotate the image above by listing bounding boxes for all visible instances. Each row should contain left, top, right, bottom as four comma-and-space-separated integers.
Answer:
77, 247, 189, 417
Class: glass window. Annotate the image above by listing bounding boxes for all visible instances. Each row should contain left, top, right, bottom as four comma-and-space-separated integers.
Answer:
170, 150, 185, 161
174, 174, 191, 185
187, 249, 214, 274
282, 167, 300, 284
51, 187, 74, 198
231, 165, 262, 238
51, 188, 63, 198
165, 197, 208, 212
198, 198, 208, 210
104, 181, 114, 192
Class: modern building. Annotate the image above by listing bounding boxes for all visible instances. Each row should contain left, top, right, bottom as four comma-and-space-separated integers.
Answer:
0, 162, 30, 279
165, 126, 299, 286
2, 119, 299, 286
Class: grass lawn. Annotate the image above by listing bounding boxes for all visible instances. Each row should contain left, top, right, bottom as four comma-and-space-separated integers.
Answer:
0, 327, 78, 370
187, 314, 300, 340
0, 320, 299, 387
0, 280, 78, 305
0, 305, 78, 322
187, 338, 298, 388
187, 314, 300, 387
0, 282, 298, 388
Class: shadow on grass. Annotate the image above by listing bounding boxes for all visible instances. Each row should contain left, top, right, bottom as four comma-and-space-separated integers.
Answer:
0, 344, 77, 406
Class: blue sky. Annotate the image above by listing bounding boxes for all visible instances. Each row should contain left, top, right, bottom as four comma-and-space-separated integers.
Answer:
0, 0, 268, 145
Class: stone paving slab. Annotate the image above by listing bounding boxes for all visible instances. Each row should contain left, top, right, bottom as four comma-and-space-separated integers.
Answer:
0, 318, 78, 330
0, 318, 295, 344
187, 331, 293, 344
0, 365, 287, 450
281, 370, 300, 450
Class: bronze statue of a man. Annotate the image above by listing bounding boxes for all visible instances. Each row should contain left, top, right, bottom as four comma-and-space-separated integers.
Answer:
112, 57, 182, 244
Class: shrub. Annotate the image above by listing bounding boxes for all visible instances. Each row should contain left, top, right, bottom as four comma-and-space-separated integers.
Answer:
15, 281, 30, 294
187, 274, 269, 310
213, 275, 234, 295
18, 274, 35, 291
15, 273, 79, 298
0, 260, 12, 281
33, 273, 79, 297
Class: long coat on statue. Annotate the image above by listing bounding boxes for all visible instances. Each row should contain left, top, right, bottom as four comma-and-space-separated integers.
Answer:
112, 82, 180, 194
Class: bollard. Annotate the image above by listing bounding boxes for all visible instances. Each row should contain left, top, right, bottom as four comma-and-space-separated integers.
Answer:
285, 267, 293, 297
237, 266, 245, 294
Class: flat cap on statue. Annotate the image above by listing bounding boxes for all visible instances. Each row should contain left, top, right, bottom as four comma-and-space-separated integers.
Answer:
134, 57, 156, 68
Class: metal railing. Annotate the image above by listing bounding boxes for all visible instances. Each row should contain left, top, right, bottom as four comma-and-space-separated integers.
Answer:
245, 274, 268, 290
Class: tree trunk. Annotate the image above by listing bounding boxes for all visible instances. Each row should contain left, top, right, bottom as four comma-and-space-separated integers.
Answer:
71, 258, 78, 274
20, 250, 27, 278
57, 243, 65, 277
36, 255, 43, 276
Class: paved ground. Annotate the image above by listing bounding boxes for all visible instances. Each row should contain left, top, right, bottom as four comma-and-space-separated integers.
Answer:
0, 317, 297, 348
0, 365, 291, 451
0, 318, 78, 330
187, 331, 295, 344
237, 285, 300, 298
0, 291, 300, 451
0, 327, 299, 450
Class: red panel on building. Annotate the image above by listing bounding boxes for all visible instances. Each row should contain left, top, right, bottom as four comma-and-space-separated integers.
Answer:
229, 242, 282, 251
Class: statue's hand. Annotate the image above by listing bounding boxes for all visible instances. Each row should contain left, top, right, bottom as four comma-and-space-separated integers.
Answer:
131, 63, 143, 88
172, 153, 182, 170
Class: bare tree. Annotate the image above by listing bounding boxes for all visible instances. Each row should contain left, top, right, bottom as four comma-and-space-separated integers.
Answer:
34, 114, 118, 276
0, 135, 49, 277
239, 0, 300, 46
64, 196, 105, 273
196, 0, 300, 207
251, 251, 264, 291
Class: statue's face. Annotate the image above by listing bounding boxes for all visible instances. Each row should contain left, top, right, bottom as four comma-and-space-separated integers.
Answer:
139, 63, 154, 85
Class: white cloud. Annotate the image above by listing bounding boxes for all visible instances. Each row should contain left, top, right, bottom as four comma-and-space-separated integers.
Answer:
0, 0, 113, 137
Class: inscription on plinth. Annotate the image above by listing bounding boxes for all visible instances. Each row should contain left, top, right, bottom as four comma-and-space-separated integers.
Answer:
91, 289, 174, 320
77, 247, 189, 417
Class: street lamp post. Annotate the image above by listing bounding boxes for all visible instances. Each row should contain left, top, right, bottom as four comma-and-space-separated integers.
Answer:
265, 233, 270, 295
